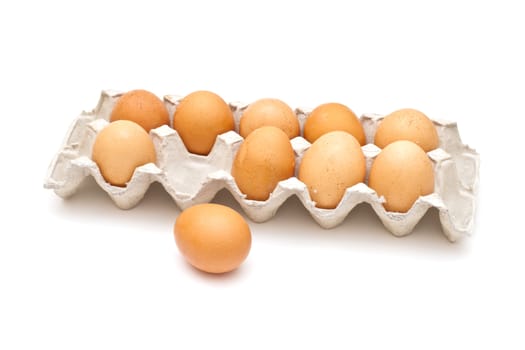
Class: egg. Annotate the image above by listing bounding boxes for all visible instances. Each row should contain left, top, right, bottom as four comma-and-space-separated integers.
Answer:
92, 120, 156, 187
374, 108, 439, 152
110, 89, 170, 132
298, 131, 366, 209
232, 126, 295, 201
368, 140, 434, 213
173, 90, 235, 155
303, 102, 366, 145
174, 203, 252, 274
239, 98, 300, 139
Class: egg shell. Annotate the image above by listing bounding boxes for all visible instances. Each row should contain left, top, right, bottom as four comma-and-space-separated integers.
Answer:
368, 140, 435, 213
298, 131, 366, 209
173, 90, 235, 155
303, 102, 366, 145
239, 98, 300, 139
374, 108, 439, 152
174, 203, 251, 274
231, 126, 295, 201
45, 90, 479, 241
109, 89, 170, 132
91, 120, 156, 187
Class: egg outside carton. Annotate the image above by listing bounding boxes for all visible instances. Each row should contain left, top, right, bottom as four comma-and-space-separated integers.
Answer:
45, 90, 479, 242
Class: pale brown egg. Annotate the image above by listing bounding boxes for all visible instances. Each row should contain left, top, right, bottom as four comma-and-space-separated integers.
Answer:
298, 131, 366, 209
368, 140, 434, 213
173, 90, 235, 155
232, 126, 295, 201
374, 108, 439, 152
92, 120, 156, 187
174, 203, 251, 274
303, 102, 366, 145
110, 89, 170, 132
239, 98, 300, 139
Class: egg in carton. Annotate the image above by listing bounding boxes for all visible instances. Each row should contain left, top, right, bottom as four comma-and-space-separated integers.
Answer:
45, 90, 479, 242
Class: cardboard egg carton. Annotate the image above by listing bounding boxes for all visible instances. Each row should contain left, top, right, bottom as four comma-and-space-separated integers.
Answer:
45, 90, 479, 242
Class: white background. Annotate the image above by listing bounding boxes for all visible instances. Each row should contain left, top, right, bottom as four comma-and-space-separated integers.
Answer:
1, 1, 523, 349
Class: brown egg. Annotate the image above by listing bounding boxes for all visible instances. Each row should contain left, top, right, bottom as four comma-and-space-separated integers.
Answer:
110, 89, 170, 132
368, 140, 434, 213
374, 108, 439, 152
232, 126, 295, 201
239, 98, 300, 139
92, 120, 156, 187
303, 102, 366, 145
173, 90, 235, 155
298, 131, 366, 209
174, 203, 252, 274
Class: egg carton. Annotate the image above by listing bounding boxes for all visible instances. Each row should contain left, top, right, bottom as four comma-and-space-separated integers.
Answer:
45, 90, 479, 242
